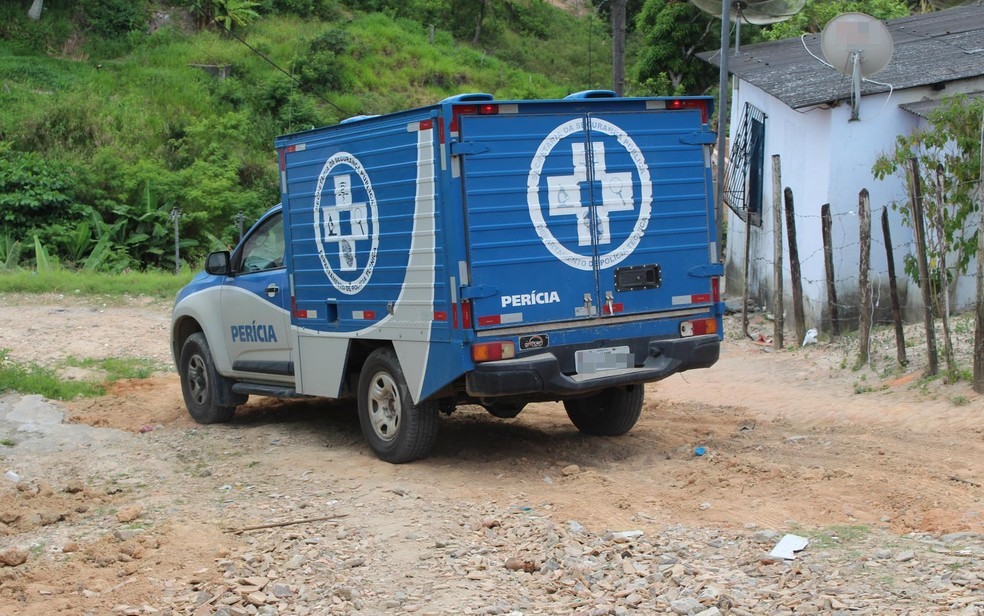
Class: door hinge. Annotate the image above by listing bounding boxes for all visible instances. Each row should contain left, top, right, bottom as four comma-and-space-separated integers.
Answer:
680, 132, 717, 146
460, 285, 498, 299
688, 263, 724, 278
450, 141, 491, 156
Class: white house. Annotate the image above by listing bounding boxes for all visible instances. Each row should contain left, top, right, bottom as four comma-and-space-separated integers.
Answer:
700, 5, 984, 332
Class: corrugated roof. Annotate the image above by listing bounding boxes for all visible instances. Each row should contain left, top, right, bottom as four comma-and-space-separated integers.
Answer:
698, 5, 984, 109
899, 90, 984, 118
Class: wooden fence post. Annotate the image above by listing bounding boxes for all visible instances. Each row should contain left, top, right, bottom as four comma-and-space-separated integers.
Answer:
772, 155, 784, 350
881, 207, 907, 367
741, 202, 753, 339
858, 189, 871, 365
784, 187, 806, 347
975, 111, 984, 393
907, 157, 938, 376
821, 204, 840, 335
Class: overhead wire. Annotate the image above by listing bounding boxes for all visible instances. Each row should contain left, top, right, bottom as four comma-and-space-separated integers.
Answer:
194, 3, 351, 117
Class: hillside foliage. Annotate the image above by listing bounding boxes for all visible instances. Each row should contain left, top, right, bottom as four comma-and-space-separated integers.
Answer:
1, 0, 919, 272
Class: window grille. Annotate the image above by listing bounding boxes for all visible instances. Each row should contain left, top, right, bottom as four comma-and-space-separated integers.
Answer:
725, 102, 766, 225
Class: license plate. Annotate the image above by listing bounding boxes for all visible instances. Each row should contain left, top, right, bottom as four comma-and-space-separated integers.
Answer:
575, 346, 632, 375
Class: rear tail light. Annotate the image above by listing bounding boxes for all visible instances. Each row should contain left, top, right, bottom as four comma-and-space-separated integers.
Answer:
711, 277, 720, 303
667, 99, 708, 123
450, 103, 499, 132
680, 318, 717, 337
472, 341, 516, 362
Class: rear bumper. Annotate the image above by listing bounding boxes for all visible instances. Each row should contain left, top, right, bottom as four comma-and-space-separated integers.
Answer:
465, 334, 720, 398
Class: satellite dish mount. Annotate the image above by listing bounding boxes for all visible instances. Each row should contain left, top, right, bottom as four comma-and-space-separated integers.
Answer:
820, 13, 894, 122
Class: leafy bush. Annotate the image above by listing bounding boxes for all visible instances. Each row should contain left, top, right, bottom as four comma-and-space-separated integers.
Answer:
0, 151, 84, 239
79, 0, 150, 38
0, 4, 75, 53
263, 0, 343, 19
296, 28, 352, 93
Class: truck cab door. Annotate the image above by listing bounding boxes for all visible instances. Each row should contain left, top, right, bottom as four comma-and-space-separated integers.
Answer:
221, 210, 293, 382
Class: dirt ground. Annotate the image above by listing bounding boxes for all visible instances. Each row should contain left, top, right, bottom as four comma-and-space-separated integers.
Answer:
0, 293, 982, 614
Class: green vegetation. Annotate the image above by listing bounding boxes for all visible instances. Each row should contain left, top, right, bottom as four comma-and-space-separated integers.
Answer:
804, 524, 871, 549
0, 349, 162, 400
873, 94, 984, 383
1, 0, 926, 276
0, 0, 613, 274
63, 356, 162, 380
0, 438, 16, 447
0, 269, 193, 298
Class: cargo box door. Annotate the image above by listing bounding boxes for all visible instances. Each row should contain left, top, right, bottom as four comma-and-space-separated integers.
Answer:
585, 110, 715, 317
460, 109, 715, 331
459, 113, 602, 330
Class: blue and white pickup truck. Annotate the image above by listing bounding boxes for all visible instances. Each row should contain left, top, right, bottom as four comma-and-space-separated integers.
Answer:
171, 91, 724, 463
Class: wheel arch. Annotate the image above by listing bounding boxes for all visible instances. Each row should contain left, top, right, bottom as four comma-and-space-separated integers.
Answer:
171, 315, 204, 367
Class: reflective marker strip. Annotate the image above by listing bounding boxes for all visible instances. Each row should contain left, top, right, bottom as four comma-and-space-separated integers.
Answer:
352, 310, 376, 320
602, 303, 625, 314
408, 119, 434, 132
434, 311, 448, 321
477, 312, 522, 326
672, 294, 712, 305
295, 309, 318, 319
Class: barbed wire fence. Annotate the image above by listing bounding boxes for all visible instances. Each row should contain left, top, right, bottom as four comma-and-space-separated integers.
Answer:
735, 156, 981, 376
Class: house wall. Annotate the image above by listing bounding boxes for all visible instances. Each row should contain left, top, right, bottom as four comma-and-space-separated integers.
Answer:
724, 77, 984, 335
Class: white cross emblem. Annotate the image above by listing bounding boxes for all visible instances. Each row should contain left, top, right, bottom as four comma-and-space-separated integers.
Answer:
527, 118, 652, 272
313, 151, 379, 295
547, 142, 634, 246
321, 174, 369, 272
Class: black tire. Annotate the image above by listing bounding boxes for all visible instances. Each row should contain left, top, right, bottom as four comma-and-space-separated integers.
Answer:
178, 332, 245, 424
563, 385, 645, 436
357, 348, 439, 463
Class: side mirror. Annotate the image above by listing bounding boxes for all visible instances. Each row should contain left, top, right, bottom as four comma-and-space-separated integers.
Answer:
205, 251, 231, 276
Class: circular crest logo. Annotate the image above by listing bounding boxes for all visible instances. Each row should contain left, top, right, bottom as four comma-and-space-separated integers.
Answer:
312, 152, 379, 295
526, 118, 652, 271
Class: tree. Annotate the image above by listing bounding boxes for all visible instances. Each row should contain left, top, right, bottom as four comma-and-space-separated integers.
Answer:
873, 94, 984, 382
763, 0, 909, 41
28, 0, 43, 21
633, 0, 722, 95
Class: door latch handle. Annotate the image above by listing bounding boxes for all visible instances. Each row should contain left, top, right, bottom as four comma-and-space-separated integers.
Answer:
265, 283, 279, 297
605, 291, 614, 316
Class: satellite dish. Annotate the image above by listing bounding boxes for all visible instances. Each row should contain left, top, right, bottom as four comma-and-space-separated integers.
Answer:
690, 0, 806, 53
821, 12, 894, 122
690, 0, 806, 25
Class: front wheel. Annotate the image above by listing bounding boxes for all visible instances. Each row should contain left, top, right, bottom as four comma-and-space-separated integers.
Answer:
179, 332, 246, 424
563, 385, 644, 436
357, 348, 439, 463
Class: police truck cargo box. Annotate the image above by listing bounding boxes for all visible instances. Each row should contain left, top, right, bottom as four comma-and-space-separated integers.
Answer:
170, 91, 724, 463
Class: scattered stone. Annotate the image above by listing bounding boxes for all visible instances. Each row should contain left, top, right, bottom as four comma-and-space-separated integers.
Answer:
562, 464, 580, 476
670, 597, 704, 615
116, 506, 142, 523
895, 550, 916, 563
0, 547, 28, 567
65, 479, 84, 494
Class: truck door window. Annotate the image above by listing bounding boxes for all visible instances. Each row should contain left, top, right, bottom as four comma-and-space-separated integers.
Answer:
241, 214, 285, 272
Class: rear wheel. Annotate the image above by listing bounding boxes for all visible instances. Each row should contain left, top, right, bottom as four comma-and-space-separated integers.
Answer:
357, 348, 439, 463
179, 332, 245, 424
563, 385, 644, 436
